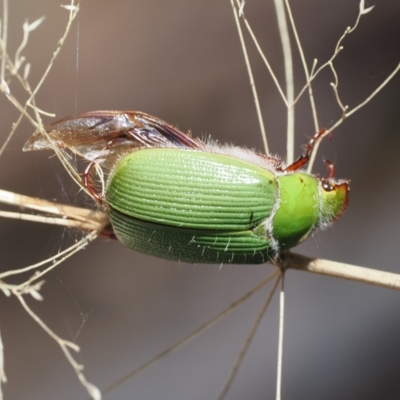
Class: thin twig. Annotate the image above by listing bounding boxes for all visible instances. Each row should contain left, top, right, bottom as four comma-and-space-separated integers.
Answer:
3, 187, 400, 291
230, 0, 269, 154
273, 0, 295, 164
284, 0, 319, 143
280, 252, 400, 290
216, 273, 282, 400
325, 62, 400, 135
102, 269, 281, 396
0, 1, 87, 198
0, 230, 97, 281
0, 210, 104, 230
305, 61, 400, 172
275, 271, 285, 400
238, 8, 288, 107
0, 189, 108, 228
16, 293, 101, 400
30, 1, 80, 99
305, 1, 385, 172
0, 0, 8, 81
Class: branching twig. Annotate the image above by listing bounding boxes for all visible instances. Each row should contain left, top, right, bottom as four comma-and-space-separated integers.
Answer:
0, 1, 399, 399
217, 273, 281, 400
230, 0, 269, 154
102, 269, 281, 396
0, 2, 104, 398
16, 293, 101, 400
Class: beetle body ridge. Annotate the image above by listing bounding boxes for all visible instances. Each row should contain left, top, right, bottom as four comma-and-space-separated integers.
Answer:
106, 147, 347, 264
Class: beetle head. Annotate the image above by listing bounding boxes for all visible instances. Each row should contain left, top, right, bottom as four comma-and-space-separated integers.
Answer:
318, 179, 349, 228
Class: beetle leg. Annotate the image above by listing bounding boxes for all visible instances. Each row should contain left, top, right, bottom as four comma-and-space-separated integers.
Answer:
82, 137, 122, 203
259, 153, 282, 169
83, 161, 104, 203
283, 128, 326, 172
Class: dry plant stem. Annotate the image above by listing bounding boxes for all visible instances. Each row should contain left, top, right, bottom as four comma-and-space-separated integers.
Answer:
14, 18, 44, 72
290, 1, 369, 126
0, 231, 97, 282
230, 0, 269, 154
343, 62, 400, 119
0, 17, 45, 156
303, 2, 397, 172
238, 0, 373, 169
275, 272, 285, 400
0, 5, 96, 396
307, 61, 400, 172
282, 252, 400, 290
14, 232, 97, 287
283, 0, 319, 137
0, 1, 397, 398
16, 293, 101, 400
0, 229, 99, 398
273, 0, 295, 165
216, 273, 282, 400
0, 0, 7, 80
3, 186, 400, 291
0, 1, 88, 199
326, 61, 400, 131
239, 12, 287, 107
0, 210, 102, 230
0, 188, 109, 231
102, 269, 281, 396
30, 1, 80, 100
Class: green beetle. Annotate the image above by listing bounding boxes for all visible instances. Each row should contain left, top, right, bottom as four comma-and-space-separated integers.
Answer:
24, 111, 349, 264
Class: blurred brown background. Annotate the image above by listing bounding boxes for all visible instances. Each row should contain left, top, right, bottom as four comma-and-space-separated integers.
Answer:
0, 0, 399, 399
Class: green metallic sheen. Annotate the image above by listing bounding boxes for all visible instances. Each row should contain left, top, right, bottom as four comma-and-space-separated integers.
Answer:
272, 173, 319, 250
106, 148, 347, 264
108, 207, 273, 264
106, 148, 277, 230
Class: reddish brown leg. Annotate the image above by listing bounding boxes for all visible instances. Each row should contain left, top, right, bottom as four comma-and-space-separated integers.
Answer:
83, 161, 103, 203
283, 128, 326, 173
259, 153, 283, 169
82, 137, 121, 203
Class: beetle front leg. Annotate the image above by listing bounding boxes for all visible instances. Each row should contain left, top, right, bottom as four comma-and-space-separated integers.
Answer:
284, 128, 327, 173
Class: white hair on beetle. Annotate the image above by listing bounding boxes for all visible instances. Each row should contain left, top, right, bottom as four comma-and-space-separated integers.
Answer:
205, 139, 287, 172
